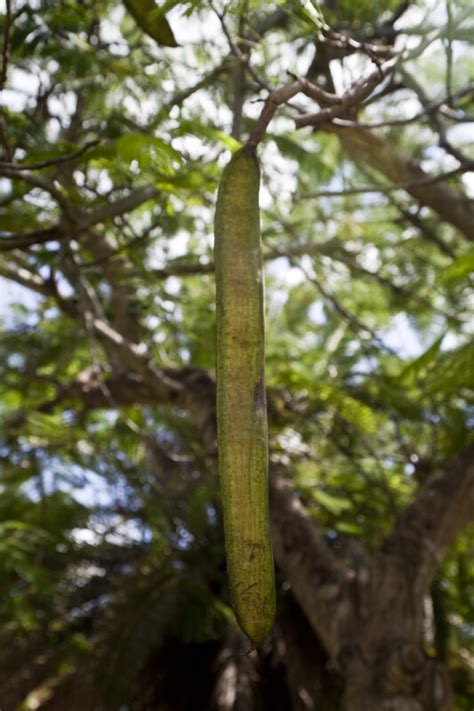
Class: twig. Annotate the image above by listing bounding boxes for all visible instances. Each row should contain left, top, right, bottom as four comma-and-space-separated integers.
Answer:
295, 258, 398, 356
152, 62, 229, 127
0, 139, 101, 171
321, 25, 395, 60
0, 167, 73, 214
444, 0, 454, 103
294, 55, 399, 128
400, 69, 472, 167
299, 164, 474, 200
247, 51, 399, 146
286, 71, 341, 105
388, 196, 455, 259
331, 84, 474, 129
216, 6, 272, 92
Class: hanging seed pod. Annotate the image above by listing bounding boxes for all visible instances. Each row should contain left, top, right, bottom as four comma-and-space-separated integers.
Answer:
214, 146, 275, 645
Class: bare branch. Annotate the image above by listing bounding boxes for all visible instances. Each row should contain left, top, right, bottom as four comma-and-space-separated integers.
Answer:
330, 84, 474, 129
0, 167, 72, 213
247, 49, 399, 147
321, 25, 395, 60
299, 164, 474, 199
294, 56, 399, 129
0, 140, 100, 171
0, 185, 158, 252
81, 185, 158, 229
0, 226, 62, 252
246, 74, 344, 147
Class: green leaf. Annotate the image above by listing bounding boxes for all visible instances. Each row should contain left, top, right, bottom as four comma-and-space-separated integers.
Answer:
320, 384, 378, 434
337, 521, 363, 535
425, 342, 474, 397
313, 489, 352, 515
0, 210, 42, 232
396, 335, 444, 386
116, 133, 181, 174
440, 250, 474, 287
176, 120, 241, 151
271, 132, 339, 183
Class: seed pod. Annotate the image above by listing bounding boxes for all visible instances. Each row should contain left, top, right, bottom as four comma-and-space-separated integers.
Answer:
214, 146, 276, 645
123, 0, 177, 47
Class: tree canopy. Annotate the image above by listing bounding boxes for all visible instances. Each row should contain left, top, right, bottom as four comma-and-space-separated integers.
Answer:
0, 1, 473, 709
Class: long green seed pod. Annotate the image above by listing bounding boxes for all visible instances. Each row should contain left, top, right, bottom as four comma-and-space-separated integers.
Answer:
123, 0, 178, 47
214, 146, 276, 645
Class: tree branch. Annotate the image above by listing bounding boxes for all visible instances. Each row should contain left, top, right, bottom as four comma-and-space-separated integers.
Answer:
0, 140, 100, 171
379, 443, 474, 595
323, 124, 474, 241
81, 185, 158, 229
0, 167, 72, 213
0, 226, 63, 252
0, 261, 52, 296
299, 165, 474, 200
269, 469, 353, 657
0, 185, 159, 252
294, 56, 399, 129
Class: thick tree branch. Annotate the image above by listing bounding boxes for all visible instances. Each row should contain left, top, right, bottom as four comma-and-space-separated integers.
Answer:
80, 228, 142, 342
323, 124, 474, 240
81, 185, 158, 229
380, 442, 474, 595
0, 226, 63, 252
334, 445, 474, 708
0, 185, 159, 251
0, 167, 71, 213
269, 469, 353, 657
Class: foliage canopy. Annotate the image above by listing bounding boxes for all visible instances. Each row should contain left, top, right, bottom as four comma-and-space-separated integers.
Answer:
0, 0, 473, 709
